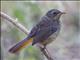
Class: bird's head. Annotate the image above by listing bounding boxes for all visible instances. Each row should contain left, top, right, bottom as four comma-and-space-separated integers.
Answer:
46, 9, 65, 20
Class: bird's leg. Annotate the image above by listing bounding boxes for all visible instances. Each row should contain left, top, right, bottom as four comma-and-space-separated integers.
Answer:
39, 45, 45, 51
37, 43, 45, 51
37, 43, 53, 60
45, 47, 49, 55
42, 45, 53, 60
40, 44, 51, 56
44, 46, 51, 57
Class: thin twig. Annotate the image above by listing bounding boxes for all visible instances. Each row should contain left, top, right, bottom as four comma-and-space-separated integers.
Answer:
0, 11, 53, 60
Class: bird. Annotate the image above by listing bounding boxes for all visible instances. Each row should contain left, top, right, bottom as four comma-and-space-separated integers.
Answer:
9, 9, 65, 53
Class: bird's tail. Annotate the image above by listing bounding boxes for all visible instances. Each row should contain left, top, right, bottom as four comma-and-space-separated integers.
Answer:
9, 37, 33, 53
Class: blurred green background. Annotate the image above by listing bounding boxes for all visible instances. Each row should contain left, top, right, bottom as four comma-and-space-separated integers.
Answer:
1, 1, 80, 60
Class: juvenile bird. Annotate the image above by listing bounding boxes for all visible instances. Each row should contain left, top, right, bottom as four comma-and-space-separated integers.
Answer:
9, 9, 65, 53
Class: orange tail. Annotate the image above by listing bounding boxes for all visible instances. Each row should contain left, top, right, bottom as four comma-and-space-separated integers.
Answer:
9, 37, 33, 53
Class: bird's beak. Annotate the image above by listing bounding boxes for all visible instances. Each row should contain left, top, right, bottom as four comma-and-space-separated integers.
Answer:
58, 12, 66, 16
54, 12, 66, 20
57, 12, 66, 16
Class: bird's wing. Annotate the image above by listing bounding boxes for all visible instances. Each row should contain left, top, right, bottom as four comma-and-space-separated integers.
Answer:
28, 16, 50, 38
31, 16, 58, 45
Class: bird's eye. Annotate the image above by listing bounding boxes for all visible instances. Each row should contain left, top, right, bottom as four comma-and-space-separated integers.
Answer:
53, 12, 57, 15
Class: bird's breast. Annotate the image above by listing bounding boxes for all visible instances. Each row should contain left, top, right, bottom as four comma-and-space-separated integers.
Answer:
42, 21, 61, 45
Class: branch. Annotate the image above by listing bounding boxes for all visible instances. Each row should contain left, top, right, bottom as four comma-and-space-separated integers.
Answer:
0, 12, 29, 35
0, 12, 53, 60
